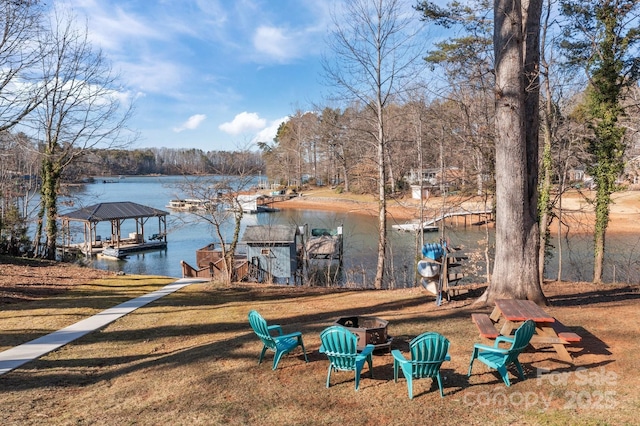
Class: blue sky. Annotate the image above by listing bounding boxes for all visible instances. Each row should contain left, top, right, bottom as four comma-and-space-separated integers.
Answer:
65, 0, 339, 152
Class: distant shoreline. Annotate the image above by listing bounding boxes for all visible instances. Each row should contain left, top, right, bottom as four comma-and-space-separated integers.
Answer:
276, 188, 640, 235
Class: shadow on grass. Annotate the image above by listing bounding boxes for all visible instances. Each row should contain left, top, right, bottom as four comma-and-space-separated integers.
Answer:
0, 286, 478, 391
548, 285, 640, 307
0, 282, 620, 396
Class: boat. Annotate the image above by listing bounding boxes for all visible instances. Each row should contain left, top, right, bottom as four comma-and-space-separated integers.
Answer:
166, 198, 209, 211
417, 241, 471, 305
100, 246, 126, 259
393, 222, 438, 232
236, 194, 279, 214
306, 227, 343, 260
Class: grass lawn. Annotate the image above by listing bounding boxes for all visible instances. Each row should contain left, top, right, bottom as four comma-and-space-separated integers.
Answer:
0, 275, 639, 425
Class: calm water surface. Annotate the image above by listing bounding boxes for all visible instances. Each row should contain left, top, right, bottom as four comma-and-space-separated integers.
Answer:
63, 176, 400, 283
62, 176, 640, 286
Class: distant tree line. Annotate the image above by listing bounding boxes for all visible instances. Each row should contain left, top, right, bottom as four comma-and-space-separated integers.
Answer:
1, 131, 264, 181
0, 126, 263, 255
73, 147, 265, 178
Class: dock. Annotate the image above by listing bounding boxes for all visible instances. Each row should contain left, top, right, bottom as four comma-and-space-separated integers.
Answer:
96, 240, 167, 259
182, 224, 345, 286
58, 202, 169, 259
393, 209, 493, 232
258, 193, 298, 205
62, 239, 167, 259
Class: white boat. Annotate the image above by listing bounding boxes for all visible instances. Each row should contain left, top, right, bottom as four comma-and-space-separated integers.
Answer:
393, 222, 438, 232
236, 194, 279, 214
417, 259, 441, 278
166, 199, 209, 211
100, 246, 126, 259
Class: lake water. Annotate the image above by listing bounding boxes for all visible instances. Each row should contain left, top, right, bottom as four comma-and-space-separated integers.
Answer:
62, 176, 640, 286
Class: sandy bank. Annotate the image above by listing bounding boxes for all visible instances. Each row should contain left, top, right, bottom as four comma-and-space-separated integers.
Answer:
275, 188, 640, 234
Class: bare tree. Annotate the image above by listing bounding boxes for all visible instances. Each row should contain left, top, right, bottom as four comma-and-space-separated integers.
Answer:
31, 7, 135, 259
0, 131, 40, 255
0, 1, 46, 241
274, 110, 318, 187
317, 107, 350, 189
261, 120, 297, 187
537, 0, 558, 285
171, 155, 261, 284
0, 1, 46, 131
324, 0, 426, 288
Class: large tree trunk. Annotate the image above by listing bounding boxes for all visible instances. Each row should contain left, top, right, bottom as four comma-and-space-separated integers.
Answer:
42, 158, 61, 260
479, 0, 546, 305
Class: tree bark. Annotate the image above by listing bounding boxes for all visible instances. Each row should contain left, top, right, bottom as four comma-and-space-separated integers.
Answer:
374, 103, 386, 290
479, 0, 546, 305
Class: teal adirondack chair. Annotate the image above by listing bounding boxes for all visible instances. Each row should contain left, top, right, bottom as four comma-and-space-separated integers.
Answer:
392, 332, 451, 399
248, 310, 308, 370
319, 325, 374, 390
468, 319, 536, 386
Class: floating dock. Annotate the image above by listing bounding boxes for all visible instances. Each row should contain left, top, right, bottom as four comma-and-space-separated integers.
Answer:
97, 240, 167, 259
393, 209, 493, 232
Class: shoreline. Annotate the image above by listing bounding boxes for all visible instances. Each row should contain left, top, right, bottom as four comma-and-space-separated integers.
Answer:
274, 189, 640, 235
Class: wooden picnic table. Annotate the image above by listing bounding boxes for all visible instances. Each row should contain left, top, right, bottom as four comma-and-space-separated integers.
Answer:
489, 299, 577, 363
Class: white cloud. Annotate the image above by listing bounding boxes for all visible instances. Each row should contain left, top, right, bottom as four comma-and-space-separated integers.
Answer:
57, 1, 335, 151
117, 59, 185, 94
173, 114, 207, 132
66, 0, 163, 52
219, 112, 267, 135
254, 116, 289, 143
253, 26, 296, 61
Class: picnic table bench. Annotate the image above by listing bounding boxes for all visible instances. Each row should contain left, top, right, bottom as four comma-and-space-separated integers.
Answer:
550, 320, 582, 343
471, 313, 499, 339
472, 299, 582, 363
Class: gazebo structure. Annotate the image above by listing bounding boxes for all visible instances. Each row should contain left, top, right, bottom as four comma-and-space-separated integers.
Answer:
58, 201, 169, 258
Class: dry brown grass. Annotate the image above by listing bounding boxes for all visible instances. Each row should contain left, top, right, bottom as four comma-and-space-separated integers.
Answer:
0, 267, 639, 425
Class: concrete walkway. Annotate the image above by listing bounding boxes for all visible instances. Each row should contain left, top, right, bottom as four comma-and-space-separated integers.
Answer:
0, 278, 204, 376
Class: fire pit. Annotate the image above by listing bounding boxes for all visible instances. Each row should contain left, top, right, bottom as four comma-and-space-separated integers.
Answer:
334, 316, 393, 352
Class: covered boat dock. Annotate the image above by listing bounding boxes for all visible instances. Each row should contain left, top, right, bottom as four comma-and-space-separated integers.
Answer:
58, 201, 169, 258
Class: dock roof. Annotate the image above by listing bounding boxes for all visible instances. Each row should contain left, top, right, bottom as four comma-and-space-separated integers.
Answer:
60, 201, 169, 222
241, 225, 298, 244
